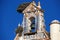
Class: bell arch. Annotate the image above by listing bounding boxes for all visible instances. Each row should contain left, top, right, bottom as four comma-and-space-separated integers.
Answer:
29, 17, 36, 32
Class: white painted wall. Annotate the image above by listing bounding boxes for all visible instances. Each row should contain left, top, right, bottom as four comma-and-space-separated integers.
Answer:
50, 20, 60, 40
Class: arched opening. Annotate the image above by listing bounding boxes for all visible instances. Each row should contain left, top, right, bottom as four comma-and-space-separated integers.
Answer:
29, 17, 36, 32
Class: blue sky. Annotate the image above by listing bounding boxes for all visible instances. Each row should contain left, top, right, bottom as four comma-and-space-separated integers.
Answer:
0, 0, 60, 40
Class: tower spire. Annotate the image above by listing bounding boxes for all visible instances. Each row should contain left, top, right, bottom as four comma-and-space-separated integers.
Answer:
32, 0, 36, 6
37, 1, 41, 8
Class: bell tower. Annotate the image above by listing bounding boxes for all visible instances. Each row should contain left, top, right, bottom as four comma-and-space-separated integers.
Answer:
15, 0, 50, 40
22, 1, 37, 33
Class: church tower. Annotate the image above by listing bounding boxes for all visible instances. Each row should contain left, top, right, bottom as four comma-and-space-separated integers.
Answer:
22, 1, 37, 33
14, 0, 50, 40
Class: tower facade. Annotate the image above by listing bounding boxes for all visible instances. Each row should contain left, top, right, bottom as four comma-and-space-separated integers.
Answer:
50, 20, 60, 40
14, 1, 50, 40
